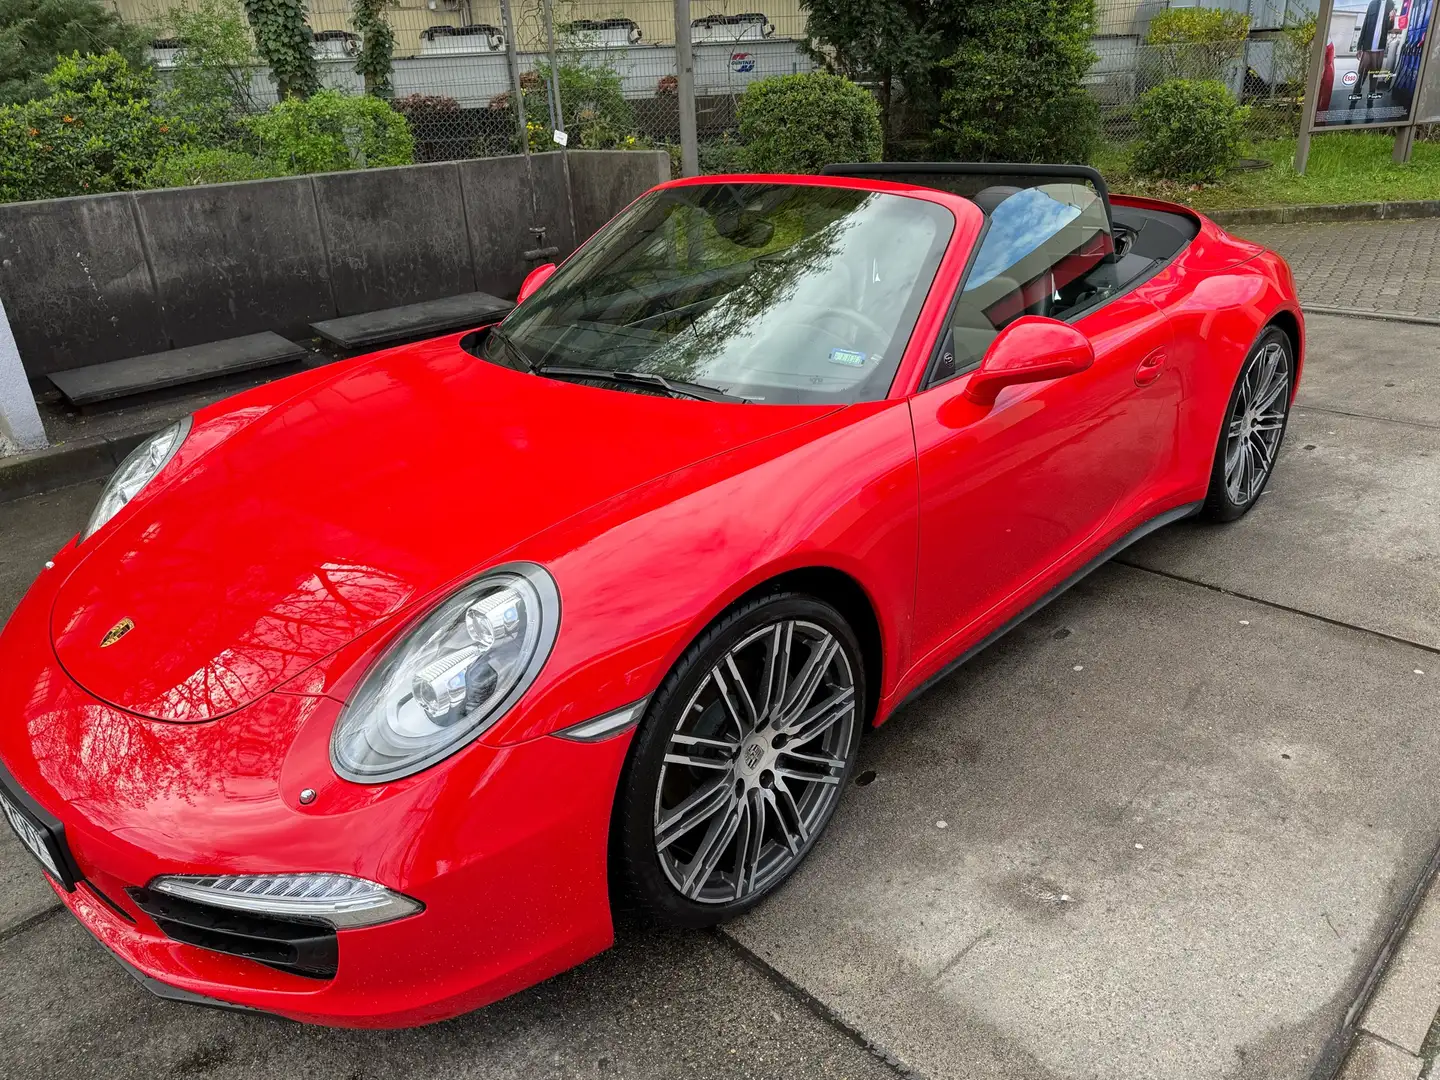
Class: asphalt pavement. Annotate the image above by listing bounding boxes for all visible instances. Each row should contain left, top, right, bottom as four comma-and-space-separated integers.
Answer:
0, 309, 1437, 1079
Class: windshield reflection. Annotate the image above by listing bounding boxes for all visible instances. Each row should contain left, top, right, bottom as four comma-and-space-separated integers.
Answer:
486, 183, 953, 405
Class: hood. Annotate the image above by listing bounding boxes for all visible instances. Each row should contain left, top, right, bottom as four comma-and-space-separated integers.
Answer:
51, 339, 834, 722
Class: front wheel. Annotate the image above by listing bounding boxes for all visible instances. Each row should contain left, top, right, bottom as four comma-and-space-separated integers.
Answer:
1201, 327, 1294, 522
612, 593, 865, 928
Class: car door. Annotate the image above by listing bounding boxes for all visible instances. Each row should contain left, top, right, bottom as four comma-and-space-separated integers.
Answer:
905, 185, 1175, 682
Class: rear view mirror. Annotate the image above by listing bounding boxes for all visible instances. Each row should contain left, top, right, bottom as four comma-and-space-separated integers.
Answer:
963, 316, 1094, 407
714, 208, 775, 248
517, 263, 557, 304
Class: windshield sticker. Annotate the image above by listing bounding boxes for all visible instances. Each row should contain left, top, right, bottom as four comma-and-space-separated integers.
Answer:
829, 348, 867, 367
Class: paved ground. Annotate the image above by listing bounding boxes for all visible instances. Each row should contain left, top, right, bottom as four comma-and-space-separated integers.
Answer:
0, 309, 1437, 1079
1234, 218, 1440, 320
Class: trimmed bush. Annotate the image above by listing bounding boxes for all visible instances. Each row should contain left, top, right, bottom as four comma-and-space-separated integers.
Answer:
0, 51, 187, 202
1133, 78, 1247, 182
737, 72, 882, 174
246, 88, 413, 174
932, 0, 1099, 165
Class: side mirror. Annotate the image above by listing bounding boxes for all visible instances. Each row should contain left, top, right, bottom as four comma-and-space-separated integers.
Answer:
517, 262, 557, 304
963, 316, 1094, 407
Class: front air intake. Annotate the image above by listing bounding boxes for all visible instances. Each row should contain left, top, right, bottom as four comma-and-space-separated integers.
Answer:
127, 886, 338, 980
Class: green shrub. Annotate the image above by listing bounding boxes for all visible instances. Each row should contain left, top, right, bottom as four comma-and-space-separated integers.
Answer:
932, 0, 1099, 165
1145, 8, 1250, 82
145, 146, 270, 187
0, 51, 186, 202
246, 88, 413, 174
699, 133, 747, 175
1133, 78, 1247, 182
525, 62, 634, 150
737, 72, 881, 174
163, 0, 260, 144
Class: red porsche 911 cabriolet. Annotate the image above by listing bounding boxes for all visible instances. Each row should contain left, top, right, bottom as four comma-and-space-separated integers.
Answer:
0, 164, 1301, 1026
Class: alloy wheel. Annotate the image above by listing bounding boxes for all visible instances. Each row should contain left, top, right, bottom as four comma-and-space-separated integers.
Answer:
652, 619, 857, 904
1223, 340, 1290, 506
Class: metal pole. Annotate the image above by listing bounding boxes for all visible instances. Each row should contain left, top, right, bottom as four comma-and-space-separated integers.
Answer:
1294, 0, 1335, 174
541, 0, 565, 137
674, 0, 699, 176
0, 296, 46, 452
499, 0, 528, 155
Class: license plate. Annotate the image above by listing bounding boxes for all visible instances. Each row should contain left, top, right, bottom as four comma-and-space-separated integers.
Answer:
0, 764, 77, 891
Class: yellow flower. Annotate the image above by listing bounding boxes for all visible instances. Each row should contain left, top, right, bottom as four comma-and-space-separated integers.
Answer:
62, 115, 75, 123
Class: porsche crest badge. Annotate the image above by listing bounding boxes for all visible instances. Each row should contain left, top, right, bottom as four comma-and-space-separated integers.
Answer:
100, 617, 134, 648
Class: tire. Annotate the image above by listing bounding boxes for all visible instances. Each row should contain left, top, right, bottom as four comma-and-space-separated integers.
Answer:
612, 592, 866, 928
1200, 326, 1295, 523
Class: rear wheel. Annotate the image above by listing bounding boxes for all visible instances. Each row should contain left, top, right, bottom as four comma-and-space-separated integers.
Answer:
613, 593, 864, 927
1201, 327, 1294, 522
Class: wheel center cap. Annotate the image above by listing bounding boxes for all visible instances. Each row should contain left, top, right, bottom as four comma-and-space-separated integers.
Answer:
739, 736, 768, 776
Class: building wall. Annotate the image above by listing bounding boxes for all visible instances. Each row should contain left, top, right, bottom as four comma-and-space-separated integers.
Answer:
112, 0, 810, 58
110, 0, 1180, 60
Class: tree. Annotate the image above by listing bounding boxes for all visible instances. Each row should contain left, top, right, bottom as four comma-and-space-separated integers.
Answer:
164, 0, 259, 143
0, 0, 148, 105
932, 0, 1099, 164
351, 0, 393, 97
799, 0, 943, 149
241, 0, 318, 98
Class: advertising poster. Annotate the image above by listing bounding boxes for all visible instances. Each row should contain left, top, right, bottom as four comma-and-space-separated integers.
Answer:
1313, 0, 1434, 126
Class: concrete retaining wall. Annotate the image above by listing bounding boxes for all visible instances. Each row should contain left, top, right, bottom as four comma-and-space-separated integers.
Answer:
0, 150, 666, 379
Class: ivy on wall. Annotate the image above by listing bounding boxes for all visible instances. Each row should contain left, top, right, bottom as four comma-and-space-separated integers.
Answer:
351, 0, 395, 97
241, 0, 319, 99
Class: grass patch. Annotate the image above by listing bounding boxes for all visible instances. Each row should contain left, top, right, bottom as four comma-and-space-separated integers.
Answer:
1100, 132, 1440, 210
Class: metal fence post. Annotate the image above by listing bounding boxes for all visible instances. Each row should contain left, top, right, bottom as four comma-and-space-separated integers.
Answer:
500, 0, 528, 154
673, 0, 699, 176
0, 296, 46, 452
540, 0, 565, 138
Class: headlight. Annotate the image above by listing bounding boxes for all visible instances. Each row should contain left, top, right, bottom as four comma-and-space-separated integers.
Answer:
330, 563, 560, 783
150, 873, 421, 928
83, 418, 191, 541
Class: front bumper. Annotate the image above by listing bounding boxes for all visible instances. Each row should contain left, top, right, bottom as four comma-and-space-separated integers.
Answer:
0, 551, 634, 1028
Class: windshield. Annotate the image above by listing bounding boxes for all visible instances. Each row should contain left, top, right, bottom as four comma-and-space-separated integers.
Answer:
481, 182, 954, 404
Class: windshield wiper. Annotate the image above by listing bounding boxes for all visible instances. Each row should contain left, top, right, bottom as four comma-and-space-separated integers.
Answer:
535, 365, 745, 403
487, 325, 537, 373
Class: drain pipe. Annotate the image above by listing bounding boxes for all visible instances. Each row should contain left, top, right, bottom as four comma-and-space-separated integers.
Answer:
0, 295, 45, 452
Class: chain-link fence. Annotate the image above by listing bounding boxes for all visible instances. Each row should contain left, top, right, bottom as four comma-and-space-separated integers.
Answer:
135, 0, 821, 169
127, 0, 1327, 178
1091, 0, 1318, 158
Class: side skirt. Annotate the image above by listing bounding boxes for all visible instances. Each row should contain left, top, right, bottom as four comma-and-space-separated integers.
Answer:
893, 501, 1203, 713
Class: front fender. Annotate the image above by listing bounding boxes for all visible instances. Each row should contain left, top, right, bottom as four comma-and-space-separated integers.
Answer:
482, 400, 920, 745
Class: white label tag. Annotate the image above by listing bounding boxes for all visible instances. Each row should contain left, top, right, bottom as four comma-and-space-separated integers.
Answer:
552, 129, 569, 147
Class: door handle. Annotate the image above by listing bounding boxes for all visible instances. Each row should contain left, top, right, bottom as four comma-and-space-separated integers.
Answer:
1134, 349, 1167, 387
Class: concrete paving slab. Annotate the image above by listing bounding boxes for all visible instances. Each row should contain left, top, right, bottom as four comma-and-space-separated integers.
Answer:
1125, 408, 1440, 650
1338, 1035, 1423, 1080
1361, 873, 1440, 1054
0, 912, 896, 1080
726, 564, 1440, 1080
0, 483, 99, 933
0, 482, 98, 628
1298, 314, 1440, 429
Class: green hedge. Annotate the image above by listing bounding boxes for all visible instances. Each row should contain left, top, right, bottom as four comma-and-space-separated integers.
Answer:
737, 72, 882, 174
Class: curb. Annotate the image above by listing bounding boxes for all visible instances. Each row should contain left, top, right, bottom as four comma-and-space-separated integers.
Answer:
1206, 200, 1440, 226
0, 427, 152, 505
